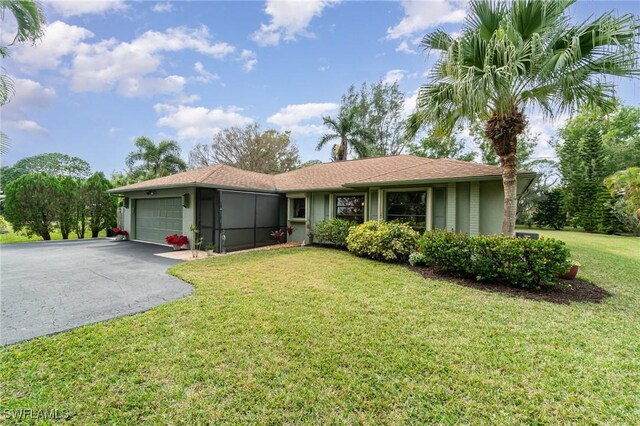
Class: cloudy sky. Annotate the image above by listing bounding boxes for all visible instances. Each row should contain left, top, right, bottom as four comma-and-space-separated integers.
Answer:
2, 0, 639, 175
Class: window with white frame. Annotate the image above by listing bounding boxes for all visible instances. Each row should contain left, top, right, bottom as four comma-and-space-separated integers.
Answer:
335, 195, 365, 223
291, 198, 306, 219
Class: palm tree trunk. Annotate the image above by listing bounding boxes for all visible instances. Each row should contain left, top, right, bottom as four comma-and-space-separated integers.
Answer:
341, 137, 348, 161
500, 152, 518, 236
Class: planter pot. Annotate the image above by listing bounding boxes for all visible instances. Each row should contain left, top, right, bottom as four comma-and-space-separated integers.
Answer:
173, 244, 179, 251
115, 234, 124, 241
559, 264, 580, 280
207, 249, 214, 256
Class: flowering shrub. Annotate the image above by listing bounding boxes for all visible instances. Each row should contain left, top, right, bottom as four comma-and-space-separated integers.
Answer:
113, 227, 129, 236
286, 226, 295, 236
165, 234, 189, 247
346, 220, 419, 262
418, 230, 572, 288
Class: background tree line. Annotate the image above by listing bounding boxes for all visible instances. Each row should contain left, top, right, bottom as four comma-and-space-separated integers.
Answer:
534, 104, 640, 235
2, 154, 116, 240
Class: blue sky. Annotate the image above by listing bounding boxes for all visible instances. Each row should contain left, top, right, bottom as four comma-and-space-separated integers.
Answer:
2, 0, 639, 176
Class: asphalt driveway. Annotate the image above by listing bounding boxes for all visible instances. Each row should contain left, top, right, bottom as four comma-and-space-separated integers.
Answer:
1, 239, 192, 346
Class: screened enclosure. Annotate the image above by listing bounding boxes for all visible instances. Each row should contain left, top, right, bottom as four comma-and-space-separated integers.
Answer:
196, 188, 286, 253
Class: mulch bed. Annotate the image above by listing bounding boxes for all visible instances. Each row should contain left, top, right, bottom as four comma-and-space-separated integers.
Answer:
406, 265, 611, 304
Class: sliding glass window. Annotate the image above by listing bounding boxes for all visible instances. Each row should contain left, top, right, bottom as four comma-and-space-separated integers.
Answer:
335, 195, 365, 223
386, 191, 426, 229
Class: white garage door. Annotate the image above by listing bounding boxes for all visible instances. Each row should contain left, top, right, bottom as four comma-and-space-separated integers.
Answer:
135, 198, 183, 244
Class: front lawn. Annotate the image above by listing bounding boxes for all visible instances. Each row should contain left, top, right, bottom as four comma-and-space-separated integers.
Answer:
1, 231, 639, 423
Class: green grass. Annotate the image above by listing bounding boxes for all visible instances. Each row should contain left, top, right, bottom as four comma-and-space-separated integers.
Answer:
0, 229, 107, 244
1, 231, 639, 424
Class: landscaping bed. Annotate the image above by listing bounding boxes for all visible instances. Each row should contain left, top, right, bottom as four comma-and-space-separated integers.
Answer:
407, 265, 611, 304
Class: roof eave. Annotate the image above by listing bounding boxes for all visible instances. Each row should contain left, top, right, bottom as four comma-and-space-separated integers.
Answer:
344, 172, 538, 188
108, 182, 279, 195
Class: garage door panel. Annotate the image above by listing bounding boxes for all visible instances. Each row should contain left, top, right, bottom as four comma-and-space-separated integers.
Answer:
135, 198, 183, 244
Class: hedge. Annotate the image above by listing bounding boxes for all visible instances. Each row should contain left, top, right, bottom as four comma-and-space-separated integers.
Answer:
419, 230, 572, 288
311, 219, 355, 248
346, 220, 418, 262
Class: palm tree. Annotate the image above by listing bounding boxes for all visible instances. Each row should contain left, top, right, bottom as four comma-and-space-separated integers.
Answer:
1, 0, 46, 154
316, 107, 371, 161
406, 0, 639, 236
125, 136, 187, 180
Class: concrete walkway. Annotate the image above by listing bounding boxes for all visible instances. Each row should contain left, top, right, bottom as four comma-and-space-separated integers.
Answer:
0, 239, 192, 346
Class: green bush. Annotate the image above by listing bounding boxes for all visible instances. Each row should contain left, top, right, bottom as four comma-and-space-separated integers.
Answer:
347, 220, 419, 262
311, 218, 356, 247
419, 230, 572, 288
408, 251, 428, 266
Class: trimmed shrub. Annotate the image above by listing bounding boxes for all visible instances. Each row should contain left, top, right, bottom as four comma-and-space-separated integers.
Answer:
420, 230, 474, 274
311, 218, 356, 247
347, 220, 419, 262
408, 251, 428, 266
419, 230, 572, 288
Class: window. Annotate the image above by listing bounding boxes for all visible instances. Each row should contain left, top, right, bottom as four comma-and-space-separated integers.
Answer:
335, 195, 365, 223
386, 191, 426, 229
291, 198, 305, 219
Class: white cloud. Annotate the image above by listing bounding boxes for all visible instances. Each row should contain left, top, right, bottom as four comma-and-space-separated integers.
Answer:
396, 40, 417, 55
154, 104, 254, 140
402, 89, 418, 117
108, 127, 121, 136
193, 62, 220, 83
383, 69, 406, 84
239, 50, 258, 72
267, 102, 339, 135
118, 75, 186, 98
152, 2, 173, 13
526, 113, 569, 159
5, 120, 48, 135
387, 0, 466, 40
47, 0, 127, 17
252, 0, 339, 46
11, 21, 94, 71
70, 26, 234, 97
2, 76, 56, 120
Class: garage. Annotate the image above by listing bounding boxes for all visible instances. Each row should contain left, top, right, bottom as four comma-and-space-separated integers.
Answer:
135, 198, 183, 244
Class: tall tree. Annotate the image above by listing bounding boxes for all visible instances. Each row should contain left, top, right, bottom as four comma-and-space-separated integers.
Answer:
56, 176, 78, 240
1, 0, 46, 154
84, 172, 116, 238
189, 123, 300, 173
341, 80, 407, 156
1, 153, 91, 189
406, 0, 640, 236
316, 107, 371, 161
556, 103, 640, 178
126, 136, 186, 180
4, 173, 58, 240
408, 128, 476, 161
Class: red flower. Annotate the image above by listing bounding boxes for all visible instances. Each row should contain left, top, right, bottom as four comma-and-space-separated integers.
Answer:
286, 226, 294, 236
165, 234, 188, 247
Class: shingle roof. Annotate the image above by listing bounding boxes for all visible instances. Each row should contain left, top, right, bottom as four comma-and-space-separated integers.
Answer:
109, 164, 277, 192
110, 155, 533, 193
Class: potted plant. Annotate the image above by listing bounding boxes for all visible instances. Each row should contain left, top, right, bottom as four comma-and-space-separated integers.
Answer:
205, 244, 214, 256
559, 261, 581, 280
165, 234, 189, 250
113, 227, 129, 241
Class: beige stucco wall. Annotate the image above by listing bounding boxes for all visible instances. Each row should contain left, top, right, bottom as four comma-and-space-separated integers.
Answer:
122, 187, 197, 242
